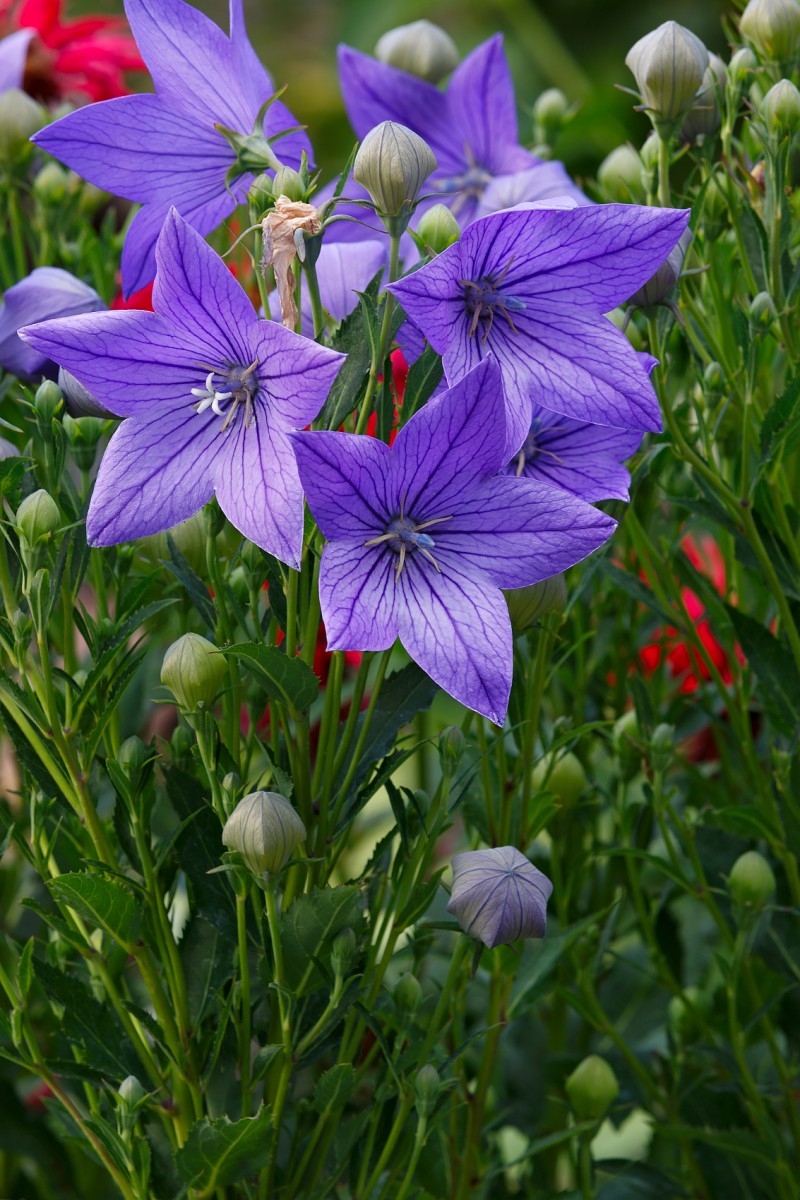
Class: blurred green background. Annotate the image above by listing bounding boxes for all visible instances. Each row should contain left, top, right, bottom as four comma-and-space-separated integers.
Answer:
74, 0, 731, 181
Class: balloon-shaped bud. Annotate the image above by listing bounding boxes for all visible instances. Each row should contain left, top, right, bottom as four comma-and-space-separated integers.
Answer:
760, 78, 800, 135
393, 973, 423, 1013
531, 751, 586, 809
613, 709, 642, 781
354, 121, 437, 229
566, 1055, 620, 1121
597, 145, 645, 202
629, 228, 692, 308
416, 203, 460, 254
740, 0, 800, 62
504, 575, 567, 635
625, 21, 709, 122
728, 46, 758, 83
331, 927, 357, 977
414, 1064, 441, 1117
117, 1075, 146, 1108
33, 162, 70, 206
749, 290, 777, 327
160, 633, 227, 712
681, 54, 727, 141
272, 165, 307, 203
374, 21, 459, 83
447, 847, 552, 948
222, 791, 306, 876
438, 725, 466, 772
16, 489, 60, 547
728, 850, 776, 912
0, 89, 46, 161
533, 87, 570, 144
650, 722, 674, 772
34, 379, 62, 421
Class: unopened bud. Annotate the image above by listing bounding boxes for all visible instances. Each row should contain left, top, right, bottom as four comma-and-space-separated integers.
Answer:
416, 203, 460, 254
414, 1064, 441, 1117
160, 633, 227, 712
33, 161, 70, 206
613, 709, 642, 782
728, 850, 776, 912
729, 46, 758, 83
566, 1055, 620, 1121
331, 927, 357, 977
16, 489, 60, 547
117, 736, 148, 784
34, 379, 62, 421
143, 511, 208, 575
704, 362, 725, 394
0, 89, 47, 161
439, 725, 465, 772
629, 228, 692, 307
626, 22, 709, 123
504, 575, 567, 634
58, 366, 112, 418
354, 121, 437, 229
597, 145, 645, 202
668, 986, 710, 1043
393, 973, 423, 1013
374, 21, 459, 84
749, 290, 777, 327
740, 0, 800, 62
222, 791, 306, 876
640, 131, 661, 172
681, 54, 727, 142
760, 78, 800, 135
650, 723, 674, 771
62, 414, 104, 471
531, 751, 586, 809
533, 87, 569, 144
118, 1075, 146, 1108
272, 165, 307, 203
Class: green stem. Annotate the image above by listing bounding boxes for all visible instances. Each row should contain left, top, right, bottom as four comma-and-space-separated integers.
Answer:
237, 891, 252, 1116
657, 134, 671, 209
354, 236, 400, 436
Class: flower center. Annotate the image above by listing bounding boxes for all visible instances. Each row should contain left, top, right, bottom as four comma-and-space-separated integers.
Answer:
364, 504, 453, 579
191, 360, 260, 432
512, 418, 569, 475
458, 257, 525, 342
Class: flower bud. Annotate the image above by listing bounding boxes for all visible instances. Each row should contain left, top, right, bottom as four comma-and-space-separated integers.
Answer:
331, 927, 357, 977
728, 850, 776, 912
416, 203, 460, 254
532, 88, 569, 144
740, 0, 800, 62
749, 290, 777, 327
650, 722, 674, 771
414, 1064, 441, 1117
0, 89, 46, 161
62, 414, 105, 471
531, 751, 586, 809
374, 21, 459, 84
703, 361, 725, 393
447, 847, 552, 948
597, 145, 645, 202
222, 791, 306, 876
16, 489, 60, 547
681, 54, 727, 142
393, 972, 423, 1013
143, 511, 208, 575
629, 228, 692, 308
729, 46, 758, 83
160, 633, 227, 712
566, 1055, 620, 1121
626, 22, 709, 122
613, 709, 642, 781
504, 575, 567, 634
668, 986, 711, 1043
272, 165, 307, 203
117, 735, 149, 785
759, 78, 800, 135
439, 725, 466, 772
118, 1075, 146, 1108
354, 121, 437, 226
33, 161, 70, 206
58, 366, 113, 419
34, 379, 62, 421
640, 131, 661, 172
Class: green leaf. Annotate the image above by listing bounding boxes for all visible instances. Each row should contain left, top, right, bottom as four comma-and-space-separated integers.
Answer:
726, 605, 800, 739
162, 533, 216, 629
312, 1063, 355, 1114
16, 939, 34, 1001
400, 344, 443, 422
175, 1109, 273, 1193
759, 375, 800, 477
181, 916, 235, 1025
165, 764, 237, 937
223, 642, 319, 711
509, 912, 603, 1017
396, 869, 445, 930
281, 885, 365, 996
47, 871, 139, 948
34, 960, 140, 1081
0, 456, 25, 508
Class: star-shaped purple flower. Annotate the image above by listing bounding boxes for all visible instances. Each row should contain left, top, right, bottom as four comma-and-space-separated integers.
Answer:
506, 404, 643, 502
32, 0, 311, 296
0, 29, 33, 94
291, 357, 615, 723
387, 202, 690, 455
20, 210, 343, 567
447, 846, 553, 948
0, 268, 104, 379
338, 35, 547, 225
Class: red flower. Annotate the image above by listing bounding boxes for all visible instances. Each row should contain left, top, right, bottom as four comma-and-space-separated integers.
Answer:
110, 281, 154, 311
1, 0, 144, 103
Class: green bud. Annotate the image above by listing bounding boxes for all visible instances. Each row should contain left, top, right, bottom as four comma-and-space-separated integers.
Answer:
331, 927, 357, 977
272, 165, 307, 202
728, 850, 776, 911
703, 361, 725, 393
416, 202, 460, 254
533, 87, 569, 143
439, 725, 466, 772
625, 22, 709, 123
668, 986, 711, 1043
566, 1055, 620, 1121
0, 89, 47, 162
354, 121, 437, 229
613, 709, 642, 781
160, 633, 227, 712
597, 145, 645, 202
629, 228, 692, 308
640, 130, 661, 172
374, 21, 458, 84
228, 564, 249, 605
62, 414, 105, 471
222, 791, 306, 876
393, 972, 423, 1013
531, 751, 586, 809
749, 290, 777, 327
33, 161, 70, 206
650, 723, 674, 771
759, 78, 800, 135
16, 489, 60, 547
681, 54, 727, 142
117, 736, 148, 783
414, 1064, 441, 1117
169, 724, 194, 763
117, 1075, 146, 1108
504, 575, 566, 635
728, 46, 758, 83
142, 511, 208, 575
34, 379, 62, 421
740, 0, 800, 62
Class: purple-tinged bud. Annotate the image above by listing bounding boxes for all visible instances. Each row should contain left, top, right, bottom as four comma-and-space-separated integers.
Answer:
597, 145, 645, 202
354, 121, 437, 228
58, 366, 113, 419
16, 489, 60, 547
728, 850, 776, 912
566, 1055, 619, 1121
531, 751, 586, 809
760, 78, 800, 135
417, 203, 460, 254
504, 575, 567, 634
374, 21, 458, 84
740, 0, 800, 62
629, 228, 693, 308
447, 847, 552, 948
681, 54, 727, 142
222, 791, 306, 876
626, 22, 709, 122
414, 1064, 441, 1117
160, 633, 227, 712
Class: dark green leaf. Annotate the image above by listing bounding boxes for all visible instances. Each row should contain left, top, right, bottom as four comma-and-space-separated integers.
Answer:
223, 642, 319, 711
312, 1063, 355, 1113
165, 765, 237, 937
34, 960, 140, 1081
401, 345, 443, 422
181, 916, 236, 1025
162, 533, 216, 629
175, 1109, 273, 1192
47, 871, 139, 948
281, 885, 365, 996
726, 606, 800, 739
759, 375, 800, 477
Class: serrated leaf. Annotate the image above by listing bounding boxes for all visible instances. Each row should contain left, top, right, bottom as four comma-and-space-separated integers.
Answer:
759, 376, 800, 477
47, 871, 139, 948
223, 642, 319, 711
34, 960, 140, 1081
281, 885, 364, 996
312, 1063, 355, 1113
162, 533, 216, 629
726, 606, 800, 739
175, 1110, 273, 1193
16, 939, 34, 1001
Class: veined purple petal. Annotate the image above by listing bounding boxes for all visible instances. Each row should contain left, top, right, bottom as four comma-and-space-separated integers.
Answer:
319, 538, 400, 651
121, 191, 241, 298
0, 29, 33, 93
447, 846, 552, 947
292, 431, 392, 539
477, 161, 590, 218
4, 269, 104, 379
507, 408, 642, 501
386, 244, 463, 355
446, 36, 532, 177
252, 323, 344, 429
396, 553, 512, 725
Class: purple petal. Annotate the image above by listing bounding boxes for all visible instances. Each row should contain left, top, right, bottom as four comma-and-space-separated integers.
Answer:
447, 847, 552, 946
387, 243, 463, 355
319, 538, 400, 651
253, 323, 345, 429
120, 191, 239, 298
86, 410, 218, 545
477, 161, 590, 218
446, 36, 534, 176
3, 269, 104, 378
434, 475, 616, 588
396, 553, 512, 725
292, 431, 392, 539
0, 29, 33, 93
509, 409, 642, 501
391, 358, 508, 515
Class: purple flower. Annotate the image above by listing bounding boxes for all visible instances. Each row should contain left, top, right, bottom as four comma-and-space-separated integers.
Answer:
506, 404, 643, 502
268, 239, 386, 338
0, 268, 104, 379
20, 209, 343, 565
475, 161, 589, 217
338, 35, 542, 225
447, 846, 553, 948
291, 357, 614, 723
33, 0, 311, 296
387, 202, 690, 454
0, 30, 33, 94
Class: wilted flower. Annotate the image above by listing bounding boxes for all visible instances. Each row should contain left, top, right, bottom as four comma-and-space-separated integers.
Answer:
447, 845, 553, 947
293, 358, 614, 723
374, 20, 458, 84
626, 21, 709, 123
505, 405, 643, 501
267, 239, 386, 339
20, 210, 343, 563
353, 120, 437, 229
222, 791, 306, 875
740, 0, 800, 62
161, 632, 227, 712
261, 196, 322, 329
628, 227, 693, 309
566, 1056, 620, 1121
0, 267, 104, 379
